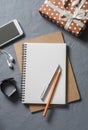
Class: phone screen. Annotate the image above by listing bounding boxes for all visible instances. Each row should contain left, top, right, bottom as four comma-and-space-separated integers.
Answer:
0, 22, 20, 45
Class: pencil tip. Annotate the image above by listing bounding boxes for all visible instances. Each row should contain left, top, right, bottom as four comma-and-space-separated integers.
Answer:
58, 65, 62, 72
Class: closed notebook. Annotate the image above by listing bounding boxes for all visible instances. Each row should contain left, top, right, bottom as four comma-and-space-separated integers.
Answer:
22, 43, 66, 104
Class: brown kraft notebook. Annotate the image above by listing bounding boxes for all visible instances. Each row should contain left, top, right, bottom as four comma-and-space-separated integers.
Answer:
14, 32, 80, 113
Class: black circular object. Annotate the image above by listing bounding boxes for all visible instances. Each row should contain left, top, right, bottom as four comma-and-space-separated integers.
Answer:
0, 78, 17, 97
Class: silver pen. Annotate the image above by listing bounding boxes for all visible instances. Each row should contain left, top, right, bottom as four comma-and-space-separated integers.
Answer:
40, 65, 62, 101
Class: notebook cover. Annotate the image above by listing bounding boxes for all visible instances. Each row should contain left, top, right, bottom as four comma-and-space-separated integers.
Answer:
14, 32, 80, 112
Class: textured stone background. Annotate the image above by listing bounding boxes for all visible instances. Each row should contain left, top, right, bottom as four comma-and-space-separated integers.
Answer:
0, 0, 88, 130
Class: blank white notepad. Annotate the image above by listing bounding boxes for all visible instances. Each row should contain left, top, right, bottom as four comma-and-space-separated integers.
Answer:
21, 43, 66, 104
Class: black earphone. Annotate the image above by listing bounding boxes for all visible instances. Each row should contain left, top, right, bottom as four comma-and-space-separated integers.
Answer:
0, 78, 17, 97
0, 49, 15, 69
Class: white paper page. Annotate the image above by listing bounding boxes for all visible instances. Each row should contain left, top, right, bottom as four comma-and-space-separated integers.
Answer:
22, 43, 66, 104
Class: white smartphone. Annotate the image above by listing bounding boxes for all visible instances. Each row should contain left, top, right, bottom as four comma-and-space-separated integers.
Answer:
0, 19, 23, 47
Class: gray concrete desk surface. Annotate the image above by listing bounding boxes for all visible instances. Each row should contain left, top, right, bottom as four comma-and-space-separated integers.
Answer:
0, 0, 88, 130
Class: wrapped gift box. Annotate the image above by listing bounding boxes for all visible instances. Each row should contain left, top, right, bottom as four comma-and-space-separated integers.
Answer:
39, 0, 88, 36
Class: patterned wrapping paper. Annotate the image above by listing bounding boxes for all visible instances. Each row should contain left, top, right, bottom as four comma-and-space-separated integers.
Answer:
39, 0, 88, 36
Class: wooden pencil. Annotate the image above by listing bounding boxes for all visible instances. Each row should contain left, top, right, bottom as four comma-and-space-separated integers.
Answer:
43, 66, 61, 117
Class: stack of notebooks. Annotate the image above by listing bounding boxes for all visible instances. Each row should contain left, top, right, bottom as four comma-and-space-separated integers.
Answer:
14, 32, 80, 113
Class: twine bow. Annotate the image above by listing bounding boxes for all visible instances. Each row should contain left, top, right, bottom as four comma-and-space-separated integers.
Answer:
61, 8, 88, 29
